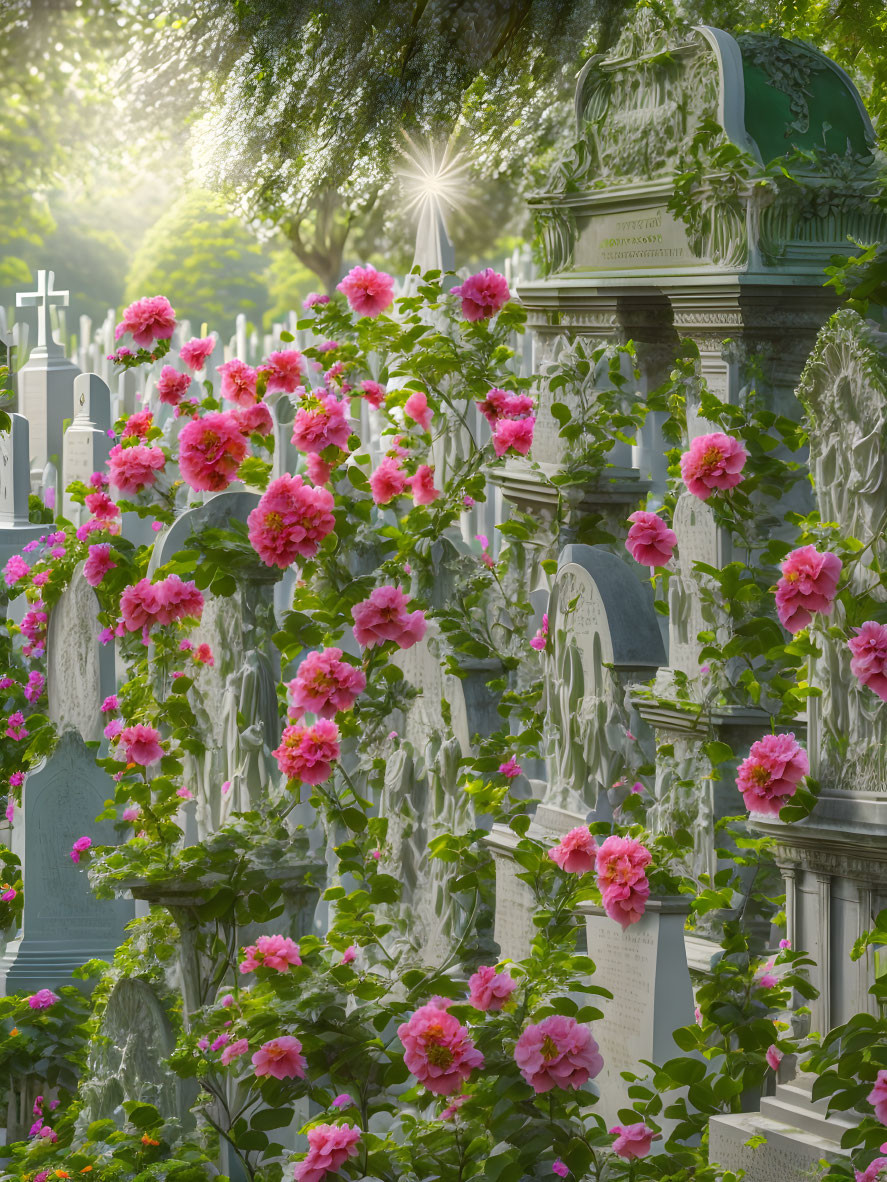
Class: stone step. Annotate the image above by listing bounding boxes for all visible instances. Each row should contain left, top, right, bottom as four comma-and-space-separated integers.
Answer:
759, 1088, 856, 1141
709, 1110, 848, 1182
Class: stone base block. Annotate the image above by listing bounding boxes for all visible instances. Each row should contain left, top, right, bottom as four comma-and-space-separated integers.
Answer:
709, 1081, 852, 1181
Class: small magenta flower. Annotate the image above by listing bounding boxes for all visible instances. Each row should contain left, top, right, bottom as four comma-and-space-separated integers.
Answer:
28, 989, 59, 1010
331, 1093, 352, 1109
341, 946, 356, 965
498, 757, 521, 778
766, 1044, 783, 1071
552, 1163, 569, 1179
70, 836, 92, 863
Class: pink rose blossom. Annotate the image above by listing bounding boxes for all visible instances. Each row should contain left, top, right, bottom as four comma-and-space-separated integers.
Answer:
288, 649, 366, 719
9, 771, 24, 787
84, 543, 117, 587
780, 938, 792, 950
404, 391, 432, 431
85, 490, 119, 523
119, 724, 163, 766
4, 555, 29, 586
398, 1002, 484, 1095
217, 359, 259, 406
1, 888, 15, 902
609, 1122, 656, 1160
468, 965, 517, 1011
409, 464, 440, 505
115, 295, 176, 348
856, 1159, 887, 1182
370, 457, 409, 505
848, 622, 887, 701
5, 712, 27, 740
331, 1093, 351, 1108
120, 576, 204, 633
122, 806, 140, 823
549, 827, 598, 875
123, 410, 153, 439
341, 946, 356, 965
625, 511, 677, 567
221, 1038, 249, 1066
352, 586, 426, 650
360, 379, 386, 408
451, 269, 510, 321
233, 401, 273, 436
294, 1123, 362, 1182
766, 1044, 783, 1071
273, 719, 340, 784
70, 836, 92, 863
303, 292, 330, 310
493, 416, 534, 457
337, 264, 395, 317
498, 757, 522, 779
552, 1162, 569, 1178
178, 411, 247, 492
870, 1072, 887, 1123
736, 732, 808, 816
108, 444, 165, 495
28, 989, 59, 1010
240, 934, 302, 973
307, 454, 333, 486
247, 474, 336, 568
262, 349, 305, 394
104, 719, 123, 740
179, 336, 215, 372
156, 365, 192, 406
595, 835, 652, 928
775, 546, 842, 633
291, 393, 350, 454
514, 1015, 603, 1093
476, 388, 534, 426
252, 1036, 306, 1080
211, 1032, 231, 1052
24, 671, 45, 704
679, 432, 747, 500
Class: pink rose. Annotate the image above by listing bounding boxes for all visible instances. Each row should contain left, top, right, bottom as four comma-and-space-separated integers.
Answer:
549, 827, 598, 875
625, 511, 676, 567
514, 1015, 603, 1093
233, 401, 273, 436
4, 555, 29, 586
288, 649, 366, 719
291, 393, 351, 454
337, 265, 395, 317
404, 391, 432, 431
70, 836, 92, 863
341, 946, 356, 965
775, 545, 842, 633
595, 835, 652, 928
28, 989, 59, 1010
856, 1160, 887, 1182
156, 365, 192, 406
251, 1035, 306, 1080
123, 409, 153, 439
679, 432, 746, 500
217, 358, 259, 406
178, 411, 248, 492
119, 724, 163, 767
360, 379, 386, 408
179, 335, 215, 372
108, 443, 165, 495
766, 1044, 783, 1071
736, 732, 808, 816
398, 1002, 484, 1095
467, 965, 517, 1011
868, 1072, 887, 1123
273, 719, 340, 784
849, 622, 887, 700
247, 474, 336, 568
492, 416, 534, 457
84, 543, 117, 588
498, 757, 522, 779
294, 1123, 361, 1182
306, 454, 333, 486
351, 586, 426, 650
370, 457, 409, 505
408, 464, 439, 506
262, 349, 305, 394
609, 1122, 656, 1159
303, 292, 330, 310
221, 1037, 249, 1066
115, 295, 176, 348
240, 934, 302, 973
476, 388, 534, 426
552, 1161, 569, 1178
451, 269, 510, 321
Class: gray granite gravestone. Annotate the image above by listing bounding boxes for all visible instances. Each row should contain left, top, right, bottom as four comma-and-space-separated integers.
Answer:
16, 270, 81, 480
47, 565, 116, 744
0, 730, 133, 992
0, 414, 45, 573
62, 374, 112, 524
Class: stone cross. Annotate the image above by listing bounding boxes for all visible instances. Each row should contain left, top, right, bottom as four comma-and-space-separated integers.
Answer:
62, 374, 112, 523
16, 270, 68, 354
0, 730, 133, 992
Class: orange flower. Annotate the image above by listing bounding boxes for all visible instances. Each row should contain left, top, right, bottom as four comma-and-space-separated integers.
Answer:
54, 1172, 70, 1178
9, 1027, 18, 1035
80, 1167, 94, 1173
140, 1136, 159, 1146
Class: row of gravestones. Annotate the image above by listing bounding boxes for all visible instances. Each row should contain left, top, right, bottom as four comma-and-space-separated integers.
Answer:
5, 15, 887, 1177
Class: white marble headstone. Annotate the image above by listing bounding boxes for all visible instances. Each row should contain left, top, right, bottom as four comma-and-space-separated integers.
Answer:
62, 373, 112, 523
47, 564, 116, 742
